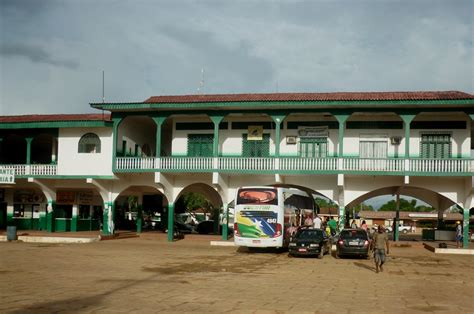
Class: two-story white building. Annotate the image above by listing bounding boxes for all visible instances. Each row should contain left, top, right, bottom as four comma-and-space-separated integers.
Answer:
1, 91, 473, 247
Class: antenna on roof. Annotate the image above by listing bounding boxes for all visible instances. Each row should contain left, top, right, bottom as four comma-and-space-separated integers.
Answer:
197, 67, 204, 94
102, 70, 105, 103
102, 70, 105, 120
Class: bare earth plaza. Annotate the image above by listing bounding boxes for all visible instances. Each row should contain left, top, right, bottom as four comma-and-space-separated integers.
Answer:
1, 1, 474, 313
0, 234, 473, 313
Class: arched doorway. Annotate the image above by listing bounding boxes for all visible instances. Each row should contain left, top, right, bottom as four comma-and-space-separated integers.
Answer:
114, 185, 168, 233
173, 183, 223, 236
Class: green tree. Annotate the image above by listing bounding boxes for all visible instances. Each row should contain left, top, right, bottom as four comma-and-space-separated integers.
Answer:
314, 197, 338, 209
379, 198, 434, 212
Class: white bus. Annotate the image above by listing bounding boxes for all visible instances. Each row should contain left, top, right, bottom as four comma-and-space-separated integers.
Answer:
233, 186, 318, 248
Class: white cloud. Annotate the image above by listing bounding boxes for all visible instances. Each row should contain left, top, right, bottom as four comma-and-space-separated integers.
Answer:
0, 0, 472, 115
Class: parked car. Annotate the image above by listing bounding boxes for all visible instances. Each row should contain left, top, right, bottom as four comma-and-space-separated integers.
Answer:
196, 220, 215, 234
384, 224, 412, 234
336, 229, 370, 258
288, 228, 331, 259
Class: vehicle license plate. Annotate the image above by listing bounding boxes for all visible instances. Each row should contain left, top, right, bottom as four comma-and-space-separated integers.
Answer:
349, 241, 359, 246
252, 240, 261, 244
298, 248, 307, 252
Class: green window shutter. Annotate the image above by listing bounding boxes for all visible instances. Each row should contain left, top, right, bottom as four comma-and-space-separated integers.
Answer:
187, 134, 213, 157
242, 134, 270, 157
299, 137, 327, 157
420, 134, 451, 158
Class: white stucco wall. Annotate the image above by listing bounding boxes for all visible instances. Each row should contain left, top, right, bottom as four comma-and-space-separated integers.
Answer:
168, 114, 470, 158
57, 127, 113, 176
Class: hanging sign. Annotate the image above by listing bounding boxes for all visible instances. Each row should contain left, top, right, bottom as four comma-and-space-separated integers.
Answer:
57, 191, 76, 204
0, 168, 15, 184
248, 125, 263, 141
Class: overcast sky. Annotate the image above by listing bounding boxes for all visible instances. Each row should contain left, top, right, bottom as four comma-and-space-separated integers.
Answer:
0, 0, 472, 115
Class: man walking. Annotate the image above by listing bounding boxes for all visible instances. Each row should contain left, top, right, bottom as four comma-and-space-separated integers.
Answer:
328, 217, 337, 236
372, 225, 390, 273
313, 214, 322, 229
455, 221, 463, 248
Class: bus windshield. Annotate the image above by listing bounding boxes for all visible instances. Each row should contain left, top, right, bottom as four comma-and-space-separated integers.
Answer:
236, 188, 278, 205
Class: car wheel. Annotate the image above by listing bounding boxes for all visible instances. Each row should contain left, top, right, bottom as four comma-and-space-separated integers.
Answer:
288, 253, 293, 258
403, 229, 408, 234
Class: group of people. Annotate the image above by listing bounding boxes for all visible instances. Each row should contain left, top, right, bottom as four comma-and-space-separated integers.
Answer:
287, 213, 339, 237
312, 214, 338, 236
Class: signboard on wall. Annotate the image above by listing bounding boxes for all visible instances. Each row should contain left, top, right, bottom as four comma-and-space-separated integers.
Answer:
248, 126, 263, 141
57, 191, 76, 204
13, 190, 45, 203
298, 126, 328, 138
77, 191, 94, 205
0, 168, 15, 184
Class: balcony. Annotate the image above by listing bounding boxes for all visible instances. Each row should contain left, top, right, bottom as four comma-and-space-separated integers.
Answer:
0, 164, 57, 177
115, 157, 474, 176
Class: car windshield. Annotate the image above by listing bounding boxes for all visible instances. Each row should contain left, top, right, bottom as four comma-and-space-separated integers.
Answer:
295, 229, 323, 240
340, 230, 368, 240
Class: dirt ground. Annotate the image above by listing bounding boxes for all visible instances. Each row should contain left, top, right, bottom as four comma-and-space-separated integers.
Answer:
1, 233, 473, 313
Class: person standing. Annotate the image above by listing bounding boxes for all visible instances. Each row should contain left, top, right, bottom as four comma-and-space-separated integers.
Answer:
372, 225, 390, 273
328, 217, 337, 236
313, 214, 322, 229
455, 221, 463, 248
351, 219, 358, 229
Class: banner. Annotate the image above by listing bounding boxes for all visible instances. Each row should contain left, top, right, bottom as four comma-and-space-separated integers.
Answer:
248, 125, 263, 141
0, 168, 15, 184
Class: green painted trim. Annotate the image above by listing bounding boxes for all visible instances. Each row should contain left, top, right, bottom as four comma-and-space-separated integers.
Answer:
0, 121, 113, 129
46, 200, 56, 232
167, 203, 175, 242
171, 153, 188, 157
136, 207, 143, 234
71, 214, 78, 232
222, 203, 229, 240
91, 99, 474, 111
7, 210, 13, 223
25, 137, 33, 165
102, 202, 114, 236
220, 153, 243, 157
463, 208, 469, 249
270, 115, 286, 157
112, 118, 121, 172
335, 114, 350, 157
113, 167, 474, 176
209, 115, 225, 157
152, 117, 167, 158
14, 175, 116, 179
338, 207, 345, 231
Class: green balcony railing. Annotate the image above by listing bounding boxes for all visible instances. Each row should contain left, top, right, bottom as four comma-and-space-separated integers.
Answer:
114, 157, 474, 175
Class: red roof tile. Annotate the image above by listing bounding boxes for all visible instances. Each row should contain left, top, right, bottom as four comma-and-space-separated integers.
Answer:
144, 91, 474, 103
0, 114, 111, 123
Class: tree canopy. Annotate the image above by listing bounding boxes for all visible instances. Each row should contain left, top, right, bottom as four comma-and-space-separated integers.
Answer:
379, 198, 434, 212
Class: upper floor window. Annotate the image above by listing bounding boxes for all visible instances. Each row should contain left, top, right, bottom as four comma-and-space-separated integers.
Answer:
78, 133, 101, 153
420, 133, 451, 158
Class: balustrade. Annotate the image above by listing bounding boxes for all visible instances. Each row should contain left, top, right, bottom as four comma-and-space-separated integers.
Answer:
114, 157, 473, 175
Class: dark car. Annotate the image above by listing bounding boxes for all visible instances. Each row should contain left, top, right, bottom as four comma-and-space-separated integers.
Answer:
336, 229, 370, 258
288, 228, 331, 258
